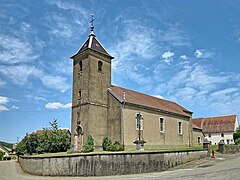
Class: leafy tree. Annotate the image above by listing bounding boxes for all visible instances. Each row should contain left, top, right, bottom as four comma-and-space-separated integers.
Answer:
49, 118, 59, 130
83, 135, 94, 153
16, 119, 70, 155
233, 130, 240, 142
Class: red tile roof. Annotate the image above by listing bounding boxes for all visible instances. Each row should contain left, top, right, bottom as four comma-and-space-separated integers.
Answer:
108, 85, 192, 117
192, 115, 238, 133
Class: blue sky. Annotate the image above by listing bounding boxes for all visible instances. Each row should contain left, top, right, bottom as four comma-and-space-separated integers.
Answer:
0, 0, 240, 143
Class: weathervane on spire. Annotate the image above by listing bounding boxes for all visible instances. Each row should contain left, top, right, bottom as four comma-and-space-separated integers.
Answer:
90, 14, 95, 32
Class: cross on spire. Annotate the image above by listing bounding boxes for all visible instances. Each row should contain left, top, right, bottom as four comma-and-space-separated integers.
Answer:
90, 14, 95, 33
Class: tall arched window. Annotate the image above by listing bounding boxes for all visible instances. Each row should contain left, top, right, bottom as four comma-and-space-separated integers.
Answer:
98, 60, 103, 71
159, 117, 165, 132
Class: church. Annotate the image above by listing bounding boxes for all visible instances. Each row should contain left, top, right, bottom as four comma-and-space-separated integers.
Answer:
70, 19, 201, 150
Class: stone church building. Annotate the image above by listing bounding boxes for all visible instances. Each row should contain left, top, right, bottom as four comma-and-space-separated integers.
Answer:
71, 22, 200, 150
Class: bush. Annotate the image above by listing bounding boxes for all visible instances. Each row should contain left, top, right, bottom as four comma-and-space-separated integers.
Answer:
233, 130, 240, 141
16, 129, 71, 155
83, 135, 94, 153
102, 137, 124, 151
109, 141, 124, 151
235, 138, 240, 145
0, 151, 4, 161
102, 137, 112, 151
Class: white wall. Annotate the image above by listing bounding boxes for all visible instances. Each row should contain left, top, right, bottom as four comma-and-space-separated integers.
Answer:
205, 132, 234, 145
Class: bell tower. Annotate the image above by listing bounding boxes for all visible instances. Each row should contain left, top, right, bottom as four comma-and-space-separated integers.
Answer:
71, 15, 113, 149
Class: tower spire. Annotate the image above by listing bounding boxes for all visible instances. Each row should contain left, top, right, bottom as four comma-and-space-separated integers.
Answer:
90, 14, 95, 35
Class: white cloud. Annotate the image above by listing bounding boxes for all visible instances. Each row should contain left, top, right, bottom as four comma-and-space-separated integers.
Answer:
194, 49, 215, 59
153, 60, 240, 117
0, 96, 9, 112
0, 65, 70, 92
179, 55, 188, 60
45, 102, 72, 109
11, 106, 19, 110
0, 35, 39, 64
159, 23, 191, 47
45, 1, 88, 39
0, 96, 9, 104
0, 105, 9, 111
162, 51, 175, 65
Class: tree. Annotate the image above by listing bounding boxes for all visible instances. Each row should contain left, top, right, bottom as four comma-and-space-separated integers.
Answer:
16, 119, 70, 155
49, 118, 59, 130
233, 129, 240, 143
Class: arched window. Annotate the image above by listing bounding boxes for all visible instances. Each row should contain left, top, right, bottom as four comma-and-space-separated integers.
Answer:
98, 61, 103, 71
159, 117, 165, 132
79, 61, 82, 71
135, 112, 143, 130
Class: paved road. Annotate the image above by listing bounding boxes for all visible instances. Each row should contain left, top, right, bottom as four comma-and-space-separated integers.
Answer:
0, 154, 240, 180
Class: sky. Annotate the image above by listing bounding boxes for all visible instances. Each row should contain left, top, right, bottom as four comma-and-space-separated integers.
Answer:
0, 0, 240, 143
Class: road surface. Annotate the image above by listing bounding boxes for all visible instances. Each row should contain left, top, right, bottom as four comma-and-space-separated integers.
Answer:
0, 154, 240, 180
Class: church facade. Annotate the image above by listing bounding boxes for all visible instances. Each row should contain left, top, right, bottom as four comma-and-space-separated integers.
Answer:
71, 24, 199, 150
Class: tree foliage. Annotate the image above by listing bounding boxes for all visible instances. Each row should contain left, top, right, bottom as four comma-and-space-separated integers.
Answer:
16, 119, 70, 155
233, 129, 240, 142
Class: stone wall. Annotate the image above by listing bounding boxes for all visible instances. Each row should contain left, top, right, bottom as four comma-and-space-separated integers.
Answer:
19, 150, 208, 176
219, 144, 240, 154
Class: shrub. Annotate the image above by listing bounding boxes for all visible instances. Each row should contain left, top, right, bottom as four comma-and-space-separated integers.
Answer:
102, 137, 112, 151
0, 151, 4, 161
233, 130, 240, 141
83, 135, 94, 153
109, 141, 124, 151
235, 138, 240, 145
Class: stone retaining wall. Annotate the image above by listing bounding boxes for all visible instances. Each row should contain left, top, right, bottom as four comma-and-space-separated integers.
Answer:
19, 150, 208, 176
219, 144, 240, 154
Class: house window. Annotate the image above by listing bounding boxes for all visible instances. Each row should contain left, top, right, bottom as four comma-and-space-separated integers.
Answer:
221, 133, 224, 138
98, 61, 103, 71
79, 61, 82, 71
135, 112, 143, 130
198, 137, 201, 144
159, 118, 165, 132
209, 134, 211, 138
178, 121, 182, 134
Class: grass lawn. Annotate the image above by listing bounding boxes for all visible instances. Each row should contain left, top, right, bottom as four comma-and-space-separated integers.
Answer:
28, 145, 204, 157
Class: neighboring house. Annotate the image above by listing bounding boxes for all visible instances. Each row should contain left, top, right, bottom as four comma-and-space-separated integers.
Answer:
192, 115, 239, 145
192, 123, 204, 146
0, 144, 14, 157
70, 22, 196, 150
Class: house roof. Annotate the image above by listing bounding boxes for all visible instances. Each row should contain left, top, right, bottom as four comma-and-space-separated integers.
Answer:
192, 123, 202, 130
0, 144, 12, 154
108, 85, 192, 118
192, 115, 238, 133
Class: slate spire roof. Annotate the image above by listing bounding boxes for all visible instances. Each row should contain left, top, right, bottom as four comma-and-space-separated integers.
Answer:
108, 85, 192, 118
71, 16, 113, 59
192, 115, 238, 133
